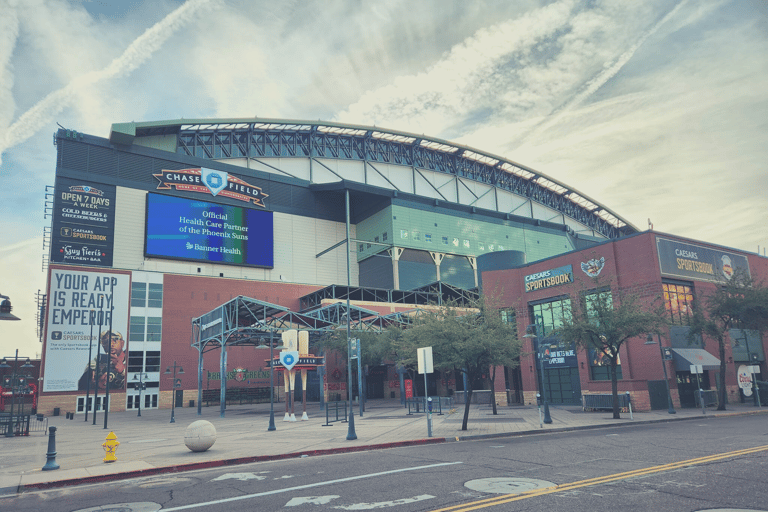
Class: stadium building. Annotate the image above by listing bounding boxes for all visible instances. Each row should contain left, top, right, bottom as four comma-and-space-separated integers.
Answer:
36, 118, 765, 416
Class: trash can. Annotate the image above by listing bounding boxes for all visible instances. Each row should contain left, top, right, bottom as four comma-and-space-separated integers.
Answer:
53, 407, 60, 416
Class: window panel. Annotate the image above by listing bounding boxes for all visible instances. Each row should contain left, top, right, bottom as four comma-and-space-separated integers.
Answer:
131, 282, 147, 308
129, 316, 145, 342
146, 317, 162, 342
147, 283, 163, 308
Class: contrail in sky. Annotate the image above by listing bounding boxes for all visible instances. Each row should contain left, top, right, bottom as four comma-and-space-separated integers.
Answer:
515, 0, 688, 150
0, 0, 221, 166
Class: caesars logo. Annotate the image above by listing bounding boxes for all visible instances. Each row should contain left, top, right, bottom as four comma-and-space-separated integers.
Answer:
154, 167, 269, 207
525, 265, 573, 292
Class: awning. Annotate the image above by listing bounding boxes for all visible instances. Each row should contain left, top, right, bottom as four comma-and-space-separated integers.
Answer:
670, 348, 721, 372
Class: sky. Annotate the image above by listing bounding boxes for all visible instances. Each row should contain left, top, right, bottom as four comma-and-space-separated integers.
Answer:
1, 0, 767, 358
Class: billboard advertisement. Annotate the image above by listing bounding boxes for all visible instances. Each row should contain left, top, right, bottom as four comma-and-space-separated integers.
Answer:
656, 237, 750, 283
145, 193, 274, 268
43, 269, 130, 392
50, 178, 117, 267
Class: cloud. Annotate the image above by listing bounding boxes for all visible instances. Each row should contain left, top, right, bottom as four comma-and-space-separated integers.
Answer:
0, 0, 223, 166
0, 3, 19, 131
514, 0, 689, 150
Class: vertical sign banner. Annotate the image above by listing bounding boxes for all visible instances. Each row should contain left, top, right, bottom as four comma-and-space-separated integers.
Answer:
50, 178, 117, 267
43, 269, 130, 392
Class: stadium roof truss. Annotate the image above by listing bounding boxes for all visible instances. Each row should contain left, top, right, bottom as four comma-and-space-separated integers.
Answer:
111, 119, 637, 239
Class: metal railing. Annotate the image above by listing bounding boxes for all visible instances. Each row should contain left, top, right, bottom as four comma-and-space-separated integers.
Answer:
0, 413, 31, 436
582, 393, 631, 411
694, 390, 718, 408
323, 401, 348, 426
406, 396, 451, 415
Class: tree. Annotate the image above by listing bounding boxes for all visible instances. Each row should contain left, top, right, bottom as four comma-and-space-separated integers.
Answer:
555, 279, 667, 419
688, 269, 768, 410
392, 294, 521, 431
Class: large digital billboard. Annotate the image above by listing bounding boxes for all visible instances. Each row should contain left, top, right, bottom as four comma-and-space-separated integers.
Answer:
145, 193, 274, 267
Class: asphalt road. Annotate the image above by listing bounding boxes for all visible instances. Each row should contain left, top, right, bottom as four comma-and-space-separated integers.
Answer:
3, 414, 767, 512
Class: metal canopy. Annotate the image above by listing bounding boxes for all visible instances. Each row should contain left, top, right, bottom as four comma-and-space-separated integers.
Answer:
191, 295, 336, 353
670, 348, 721, 371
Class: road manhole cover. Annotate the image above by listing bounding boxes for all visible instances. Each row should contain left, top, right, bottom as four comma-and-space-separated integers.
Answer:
464, 477, 555, 494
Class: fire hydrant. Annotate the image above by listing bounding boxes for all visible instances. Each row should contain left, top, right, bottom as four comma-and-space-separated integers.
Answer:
102, 432, 119, 463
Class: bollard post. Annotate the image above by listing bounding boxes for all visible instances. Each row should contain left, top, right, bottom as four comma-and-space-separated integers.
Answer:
427, 397, 433, 438
42, 426, 60, 471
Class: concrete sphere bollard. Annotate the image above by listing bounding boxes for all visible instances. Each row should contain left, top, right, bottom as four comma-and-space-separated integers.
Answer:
184, 420, 217, 452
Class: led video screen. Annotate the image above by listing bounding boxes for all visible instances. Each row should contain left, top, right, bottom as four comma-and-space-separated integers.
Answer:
145, 193, 273, 268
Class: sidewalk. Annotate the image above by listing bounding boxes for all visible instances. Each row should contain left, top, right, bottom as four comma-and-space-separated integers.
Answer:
1, 399, 765, 495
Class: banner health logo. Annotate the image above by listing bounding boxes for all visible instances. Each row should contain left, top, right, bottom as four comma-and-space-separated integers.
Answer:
581, 257, 605, 277
154, 167, 269, 207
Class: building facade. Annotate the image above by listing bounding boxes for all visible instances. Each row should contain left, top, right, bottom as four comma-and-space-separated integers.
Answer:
39, 118, 761, 416
479, 232, 767, 411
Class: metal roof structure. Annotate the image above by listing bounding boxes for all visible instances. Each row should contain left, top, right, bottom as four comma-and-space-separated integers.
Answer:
110, 118, 637, 239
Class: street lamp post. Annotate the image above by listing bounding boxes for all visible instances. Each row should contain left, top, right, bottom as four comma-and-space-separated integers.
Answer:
164, 362, 184, 423
256, 332, 286, 432
646, 334, 676, 414
524, 324, 552, 425
84, 309, 95, 422
133, 373, 148, 417
1, 350, 34, 437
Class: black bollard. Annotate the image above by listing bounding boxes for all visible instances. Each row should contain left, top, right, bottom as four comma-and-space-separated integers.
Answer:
42, 426, 60, 471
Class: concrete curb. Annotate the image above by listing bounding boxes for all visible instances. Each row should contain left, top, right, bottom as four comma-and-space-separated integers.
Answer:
15, 407, 767, 493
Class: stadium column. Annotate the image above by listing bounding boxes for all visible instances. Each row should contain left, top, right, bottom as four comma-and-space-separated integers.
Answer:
390, 247, 404, 290
467, 256, 478, 288
430, 252, 445, 282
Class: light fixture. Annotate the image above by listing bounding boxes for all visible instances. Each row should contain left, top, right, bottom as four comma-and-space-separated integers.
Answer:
0, 294, 21, 321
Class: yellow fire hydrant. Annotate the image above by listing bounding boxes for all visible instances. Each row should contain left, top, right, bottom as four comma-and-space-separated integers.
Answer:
102, 431, 119, 463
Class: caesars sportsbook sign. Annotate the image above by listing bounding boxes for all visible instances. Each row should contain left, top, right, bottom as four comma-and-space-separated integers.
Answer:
656, 238, 750, 283
524, 265, 574, 292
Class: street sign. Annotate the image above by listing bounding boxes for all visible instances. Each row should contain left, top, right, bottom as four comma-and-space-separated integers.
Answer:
280, 351, 299, 371
417, 347, 434, 374
690, 364, 703, 374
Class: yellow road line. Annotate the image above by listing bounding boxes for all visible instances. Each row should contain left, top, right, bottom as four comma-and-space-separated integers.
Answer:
432, 444, 768, 512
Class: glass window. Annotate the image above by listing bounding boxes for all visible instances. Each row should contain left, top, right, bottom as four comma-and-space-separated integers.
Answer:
478, 242, 484, 250
413, 231, 420, 241
127, 351, 144, 373
442, 237, 448, 245
146, 317, 162, 342
131, 282, 147, 308
382, 232, 388, 242
425, 234, 432, 243
585, 290, 613, 325
463, 239, 470, 248
531, 298, 571, 337
662, 282, 694, 325
129, 316, 145, 342
374, 236, 380, 243
359, 244, 365, 253
452, 238, 459, 247
147, 283, 163, 308
401, 230, 408, 239
145, 351, 161, 373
